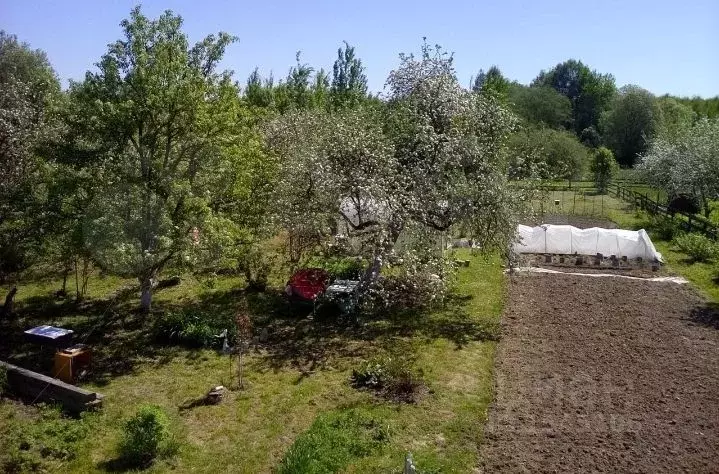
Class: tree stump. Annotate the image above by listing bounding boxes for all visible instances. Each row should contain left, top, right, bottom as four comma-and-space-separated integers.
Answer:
205, 385, 226, 405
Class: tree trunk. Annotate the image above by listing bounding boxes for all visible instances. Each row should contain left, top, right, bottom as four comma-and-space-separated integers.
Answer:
1, 286, 18, 319
139, 275, 154, 313
61, 265, 69, 294
356, 221, 404, 306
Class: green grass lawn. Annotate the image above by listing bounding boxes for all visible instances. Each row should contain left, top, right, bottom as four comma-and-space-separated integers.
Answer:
1, 249, 505, 473
533, 188, 627, 218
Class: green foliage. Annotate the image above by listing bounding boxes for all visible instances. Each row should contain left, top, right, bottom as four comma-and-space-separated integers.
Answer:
306, 255, 366, 280
472, 66, 510, 100
657, 96, 695, 141
639, 118, 719, 219
245, 68, 274, 108
669, 95, 719, 119
331, 42, 368, 109
0, 31, 61, 284
600, 85, 661, 166
508, 126, 590, 180
508, 84, 573, 129
351, 356, 426, 402
69, 7, 242, 311
580, 126, 601, 148
119, 404, 178, 467
153, 310, 229, 348
532, 59, 616, 135
590, 147, 619, 193
285, 52, 315, 110
673, 233, 718, 263
278, 409, 390, 474
0, 403, 92, 473
649, 217, 682, 241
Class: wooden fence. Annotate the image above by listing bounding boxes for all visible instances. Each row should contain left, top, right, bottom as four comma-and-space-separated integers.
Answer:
607, 183, 718, 238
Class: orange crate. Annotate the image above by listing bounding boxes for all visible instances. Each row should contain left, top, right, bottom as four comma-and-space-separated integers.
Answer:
53, 345, 91, 383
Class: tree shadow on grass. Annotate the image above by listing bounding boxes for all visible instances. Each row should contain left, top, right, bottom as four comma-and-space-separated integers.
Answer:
0, 284, 194, 386
97, 456, 164, 473
251, 290, 501, 375
1, 279, 500, 389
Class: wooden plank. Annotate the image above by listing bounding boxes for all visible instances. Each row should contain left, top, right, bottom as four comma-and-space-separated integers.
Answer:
0, 360, 103, 412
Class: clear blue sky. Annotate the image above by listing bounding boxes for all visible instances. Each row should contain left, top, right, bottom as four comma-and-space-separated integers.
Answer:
2, 0, 717, 97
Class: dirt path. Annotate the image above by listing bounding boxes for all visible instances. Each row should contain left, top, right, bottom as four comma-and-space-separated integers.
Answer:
480, 272, 719, 473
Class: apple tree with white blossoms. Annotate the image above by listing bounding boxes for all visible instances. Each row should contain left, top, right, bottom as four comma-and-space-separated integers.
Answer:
266, 42, 527, 312
639, 118, 719, 219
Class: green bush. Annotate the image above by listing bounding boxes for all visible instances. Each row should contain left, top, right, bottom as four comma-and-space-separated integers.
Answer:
153, 311, 226, 348
673, 233, 718, 262
306, 256, 366, 280
590, 146, 619, 193
278, 409, 390, 474
651, 217, 681, 241
351, 356, 426, 403
119, 405, 178, 467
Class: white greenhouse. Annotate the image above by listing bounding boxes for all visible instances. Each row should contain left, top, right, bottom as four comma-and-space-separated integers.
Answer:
514, 224, 662, 262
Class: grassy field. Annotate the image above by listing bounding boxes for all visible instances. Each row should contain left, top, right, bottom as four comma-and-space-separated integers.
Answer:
0, 249, 506, 473
532, 188, 628, 218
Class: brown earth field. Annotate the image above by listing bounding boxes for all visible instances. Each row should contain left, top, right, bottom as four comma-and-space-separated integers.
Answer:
480, 271, 719, 473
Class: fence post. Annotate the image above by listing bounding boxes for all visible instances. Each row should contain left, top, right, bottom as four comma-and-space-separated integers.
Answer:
404, 453, 417, 474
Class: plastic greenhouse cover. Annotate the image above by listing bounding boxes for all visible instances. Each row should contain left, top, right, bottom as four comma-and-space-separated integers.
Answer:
514, 224, 662, 262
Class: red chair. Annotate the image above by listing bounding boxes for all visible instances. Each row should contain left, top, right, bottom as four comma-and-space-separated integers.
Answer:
285, 268, 330, 303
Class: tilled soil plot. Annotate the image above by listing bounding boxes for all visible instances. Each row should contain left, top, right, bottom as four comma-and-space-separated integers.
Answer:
480, 272, 719, 473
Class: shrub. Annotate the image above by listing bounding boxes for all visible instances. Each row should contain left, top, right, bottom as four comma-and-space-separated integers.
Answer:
590, 147, 619, 193
306, 255, 366, 280
351, 356, 426, 403
153, 311, 224, 348
651, 217, 681, 241
119, 405, 178, 467
673, 233, 718, 263
278, 409, 389, 474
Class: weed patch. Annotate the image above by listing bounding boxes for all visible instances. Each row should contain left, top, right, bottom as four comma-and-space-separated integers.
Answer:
278, 408, 390, 474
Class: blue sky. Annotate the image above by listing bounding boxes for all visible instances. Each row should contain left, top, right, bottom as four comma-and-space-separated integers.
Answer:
2, 0, 717, 97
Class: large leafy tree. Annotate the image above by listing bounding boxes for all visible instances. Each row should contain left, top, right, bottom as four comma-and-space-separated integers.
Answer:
471, 65, 510, 100
285, 52, 314, 110
0, 31, 60, 313
639, 119, 719, 218
508, 126, 589, 181
245, 68, 274, 109
508, 83, 573, 129
600, 85, 661, 166
670, 95, 719, 119
267, 42, 524, 290
533, 59, 616, 135
657, 96, 695, 141
71, 7, 241, 311
331, 42, 368, 109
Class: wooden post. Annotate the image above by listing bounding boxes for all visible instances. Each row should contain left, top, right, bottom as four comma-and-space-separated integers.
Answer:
404, 453, 416, 474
